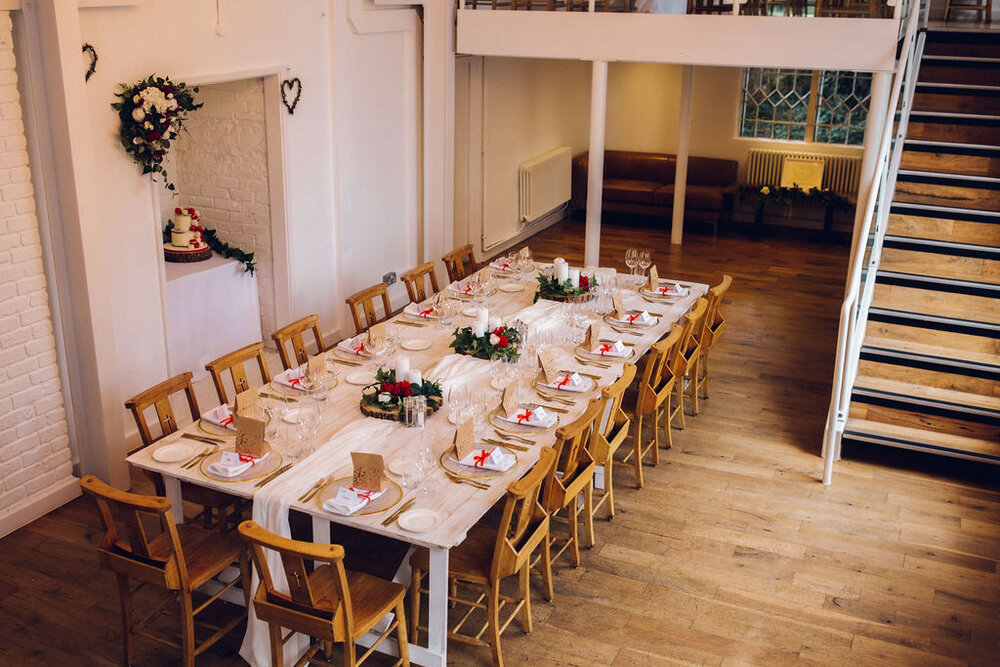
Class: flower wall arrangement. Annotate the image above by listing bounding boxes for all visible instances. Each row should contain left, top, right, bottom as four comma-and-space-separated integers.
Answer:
450, 325, 520, 362
112, 75, 202, 191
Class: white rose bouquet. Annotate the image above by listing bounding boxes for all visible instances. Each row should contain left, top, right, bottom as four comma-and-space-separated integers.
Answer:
112, 75, 202, 191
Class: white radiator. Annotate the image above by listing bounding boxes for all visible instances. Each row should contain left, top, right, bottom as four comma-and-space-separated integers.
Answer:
746, 149, 862, 199
518, 146, 571, 223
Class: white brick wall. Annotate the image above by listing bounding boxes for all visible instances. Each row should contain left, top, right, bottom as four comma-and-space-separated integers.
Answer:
175, 79, 274, 338
0, 12, 74, 524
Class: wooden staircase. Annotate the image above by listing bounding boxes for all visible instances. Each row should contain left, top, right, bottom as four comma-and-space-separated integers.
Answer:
844, 27, 1000, 464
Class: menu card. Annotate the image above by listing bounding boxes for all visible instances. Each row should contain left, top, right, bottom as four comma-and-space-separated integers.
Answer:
234, 413, 268, 458
500, 383, 520, 419
308, 355, 324, 380
584, 320, 601, 349
351, 452, 383, 492
518, 246, 531, 260
454, 418, 476, 461
538, 348, 559, 384
646, 265, 659, 292
368, 322, 386, 350
612, 292, 626, 319
235, 386, 261, 417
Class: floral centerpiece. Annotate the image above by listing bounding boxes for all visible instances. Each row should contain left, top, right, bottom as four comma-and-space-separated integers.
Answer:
739, 184, 853, 235
450, 325, 520, 362
112, 75, 202, 191
360, 368, 443, 421
533, 273, 596, 304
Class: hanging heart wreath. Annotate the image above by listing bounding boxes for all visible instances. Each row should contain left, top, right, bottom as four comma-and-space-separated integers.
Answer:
281, 78, 302, 115
82, 43, 98, 82
112, 75, 202, 191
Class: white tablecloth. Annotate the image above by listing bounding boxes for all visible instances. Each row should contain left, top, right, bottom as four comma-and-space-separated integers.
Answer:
164, 255, 262, 381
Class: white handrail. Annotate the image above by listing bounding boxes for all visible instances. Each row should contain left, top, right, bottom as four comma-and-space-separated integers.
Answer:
821, 0, 922, 485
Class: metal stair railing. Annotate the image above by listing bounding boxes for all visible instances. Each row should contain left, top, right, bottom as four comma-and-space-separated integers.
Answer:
821, 0, 923, 485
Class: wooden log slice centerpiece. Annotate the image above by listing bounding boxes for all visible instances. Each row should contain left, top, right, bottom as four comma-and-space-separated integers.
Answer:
359, 368, 444, 422
533, 273, 596, 303
360, 393, 443, 421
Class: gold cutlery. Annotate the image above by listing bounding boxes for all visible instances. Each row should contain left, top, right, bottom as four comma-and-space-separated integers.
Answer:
539, 404, 569, 414
494, 431, 534, 444
574, 356, 611, 369
182, 433, 223, 445
577, 372, 602, 381
483, 438, 528, 452
399, 321, 428, 328
255, 463, 294, 488
535, 391, 574, 406
607, 326, 641, 336
382, 498, 417, 526
298, 476, 330, 503
260, 391, 299, 402
444, 471, 489, 490
332, 358, 364, 366
181, 445, 216, 469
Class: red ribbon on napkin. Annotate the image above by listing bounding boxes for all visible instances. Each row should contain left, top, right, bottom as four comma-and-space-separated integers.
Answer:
288, 376, 302, 389
556, 373, 572, 389
349, 487, 372, 501
599, 343, 612, 356
658, 286, 671, 294
473, 449, 490, 467
627, 313, 639, 323
464, 285, 473, 294
419, 308, 434, 317
353, 342, 367, 354
238, 453, 255, 463
517, 409, 533, 424
500, 262, 510, 271
219, 414, 234, 427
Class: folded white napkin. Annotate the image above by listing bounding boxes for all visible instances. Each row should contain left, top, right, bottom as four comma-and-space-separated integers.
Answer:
497, 405, 557, 428
338, 335, 374, 357
451, 446, 516, 472
322, 486, 386, 515
611, 310, 654, 326
591, 340, 629, 358
490, 258, 515, 273
653, 282, 689, 297
207, 450, 271, 478
449, 280, 476, 295
202, 404, 236, 431
404, 302, 440, 319
539, 371, 588, 393
274, 368, 308, 391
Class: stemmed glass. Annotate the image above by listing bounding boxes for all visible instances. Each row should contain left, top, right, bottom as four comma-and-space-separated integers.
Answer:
638, 251, 652, 279
624, 248, 639, 284
446, 384, 470, 423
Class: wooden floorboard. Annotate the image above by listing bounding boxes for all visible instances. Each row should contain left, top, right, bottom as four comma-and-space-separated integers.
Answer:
0, 220, 997, 666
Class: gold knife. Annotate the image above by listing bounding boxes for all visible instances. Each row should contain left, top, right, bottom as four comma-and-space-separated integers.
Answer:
182, 433, 223, 445
483, 438, 528, 452
255, 463, 294, 488
181, 446, 213, 469
382, 498, 416, 526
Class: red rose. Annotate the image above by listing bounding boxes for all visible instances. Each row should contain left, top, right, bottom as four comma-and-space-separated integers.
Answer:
154, 150, 165, 159
497, 335, 509, 349
492, 327, 505, 337
580, 275, 590, 290
174, 207, 182, 214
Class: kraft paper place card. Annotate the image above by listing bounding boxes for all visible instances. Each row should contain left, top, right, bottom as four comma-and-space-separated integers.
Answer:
518, 246, 530, 259
454, 418, 476, 461
647, 265, 659, 292
584, 320, 601, 349
368, 322, 386, 350
308, 354, 324, 380
538, 348, 559, 384
612, 292, 626, 318
235, 386, 261, 417
501, 383, 520, 418
351, 452, 383, 492
234, 413, 267, 459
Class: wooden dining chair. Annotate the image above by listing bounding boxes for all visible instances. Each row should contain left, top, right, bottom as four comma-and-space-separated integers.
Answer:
345, 283, 393, 335
271, 314, 326, 371
673, 297, 709, 428
80, 475, 251, 667
441, 244, 479, 283
589, 362, 635, 521
692, 275, 732, 410
238, 521, 409, 667
944, 0, 990, 22
204, 341, 272, 405
124, 372, 244, 530
542, 399, 601, 568
399, 262, 441, 304
409, 447, 556, 667
621, 326, 682, 488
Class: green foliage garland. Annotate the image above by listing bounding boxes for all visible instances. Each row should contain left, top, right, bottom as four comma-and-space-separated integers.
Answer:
738, 184, 852, 210
163, 222, 256, 275
112, 75, 202, 191
361, 368, 443, 411
450, 325, 520, 362
533, 273, 596, 304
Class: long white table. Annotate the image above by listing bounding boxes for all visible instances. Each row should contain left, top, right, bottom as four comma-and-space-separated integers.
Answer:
128, 266, 707, 666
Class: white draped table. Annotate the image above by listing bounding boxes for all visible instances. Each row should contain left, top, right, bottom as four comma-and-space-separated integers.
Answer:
129, 265, 707, 667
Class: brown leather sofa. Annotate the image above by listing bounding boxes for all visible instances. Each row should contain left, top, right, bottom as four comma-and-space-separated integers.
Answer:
570, 150, 738, 224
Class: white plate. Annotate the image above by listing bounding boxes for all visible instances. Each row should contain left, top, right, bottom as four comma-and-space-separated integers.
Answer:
402, 338, 431, 351
397, 508, 442, 533
447, 409, 473, 425
345, 371, 373, 385
461, 307, 480, 317
387, 458, 422, 476
499, 283, 524, 293
282, 406, 315, 424
152, 443, 195, 463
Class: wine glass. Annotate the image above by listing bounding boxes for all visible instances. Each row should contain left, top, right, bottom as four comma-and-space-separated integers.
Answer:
446, 384, 470, 422
624, 248, 639, 282
638, 251, 652, 278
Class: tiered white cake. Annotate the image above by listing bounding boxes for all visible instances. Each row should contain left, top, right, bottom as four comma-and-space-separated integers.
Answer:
164, 206, 211, 263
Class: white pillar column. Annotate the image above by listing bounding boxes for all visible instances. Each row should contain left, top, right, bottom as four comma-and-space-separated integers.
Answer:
845, 71, 891, 283
423, 0, 456, 264
671, 65, 694, 246
584, 60, 608, 269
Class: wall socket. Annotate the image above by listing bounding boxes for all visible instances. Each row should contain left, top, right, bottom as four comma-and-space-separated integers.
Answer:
383, 271, 396, 285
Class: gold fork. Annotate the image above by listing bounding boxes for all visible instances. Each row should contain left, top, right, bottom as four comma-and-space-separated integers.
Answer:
182, 444, 216, 469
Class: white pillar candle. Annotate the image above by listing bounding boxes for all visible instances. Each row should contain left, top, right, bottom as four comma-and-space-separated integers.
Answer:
568, 267, 580, 289
395, 356, 410, 377
472, 309, 488, 337
555, 262, 569, 283
407, 370, 422, 387
554, 257, 565, 265
487, 316, 502, 332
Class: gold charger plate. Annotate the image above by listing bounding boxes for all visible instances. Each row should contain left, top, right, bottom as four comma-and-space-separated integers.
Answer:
575, 344, 636, 362
639, 282, 690, 300
439, 445, 518, 480
199, 449, 283, 483
317, 476, 403, 517
268, 376, 339, 397
449, 284, 498, 300
534, 372, 597, 399
198, 418, 236, 438
488, 406, 560, 436
603, 312, 659, 330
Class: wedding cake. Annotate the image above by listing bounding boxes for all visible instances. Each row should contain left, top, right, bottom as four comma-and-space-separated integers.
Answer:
164, 206, 211, 263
